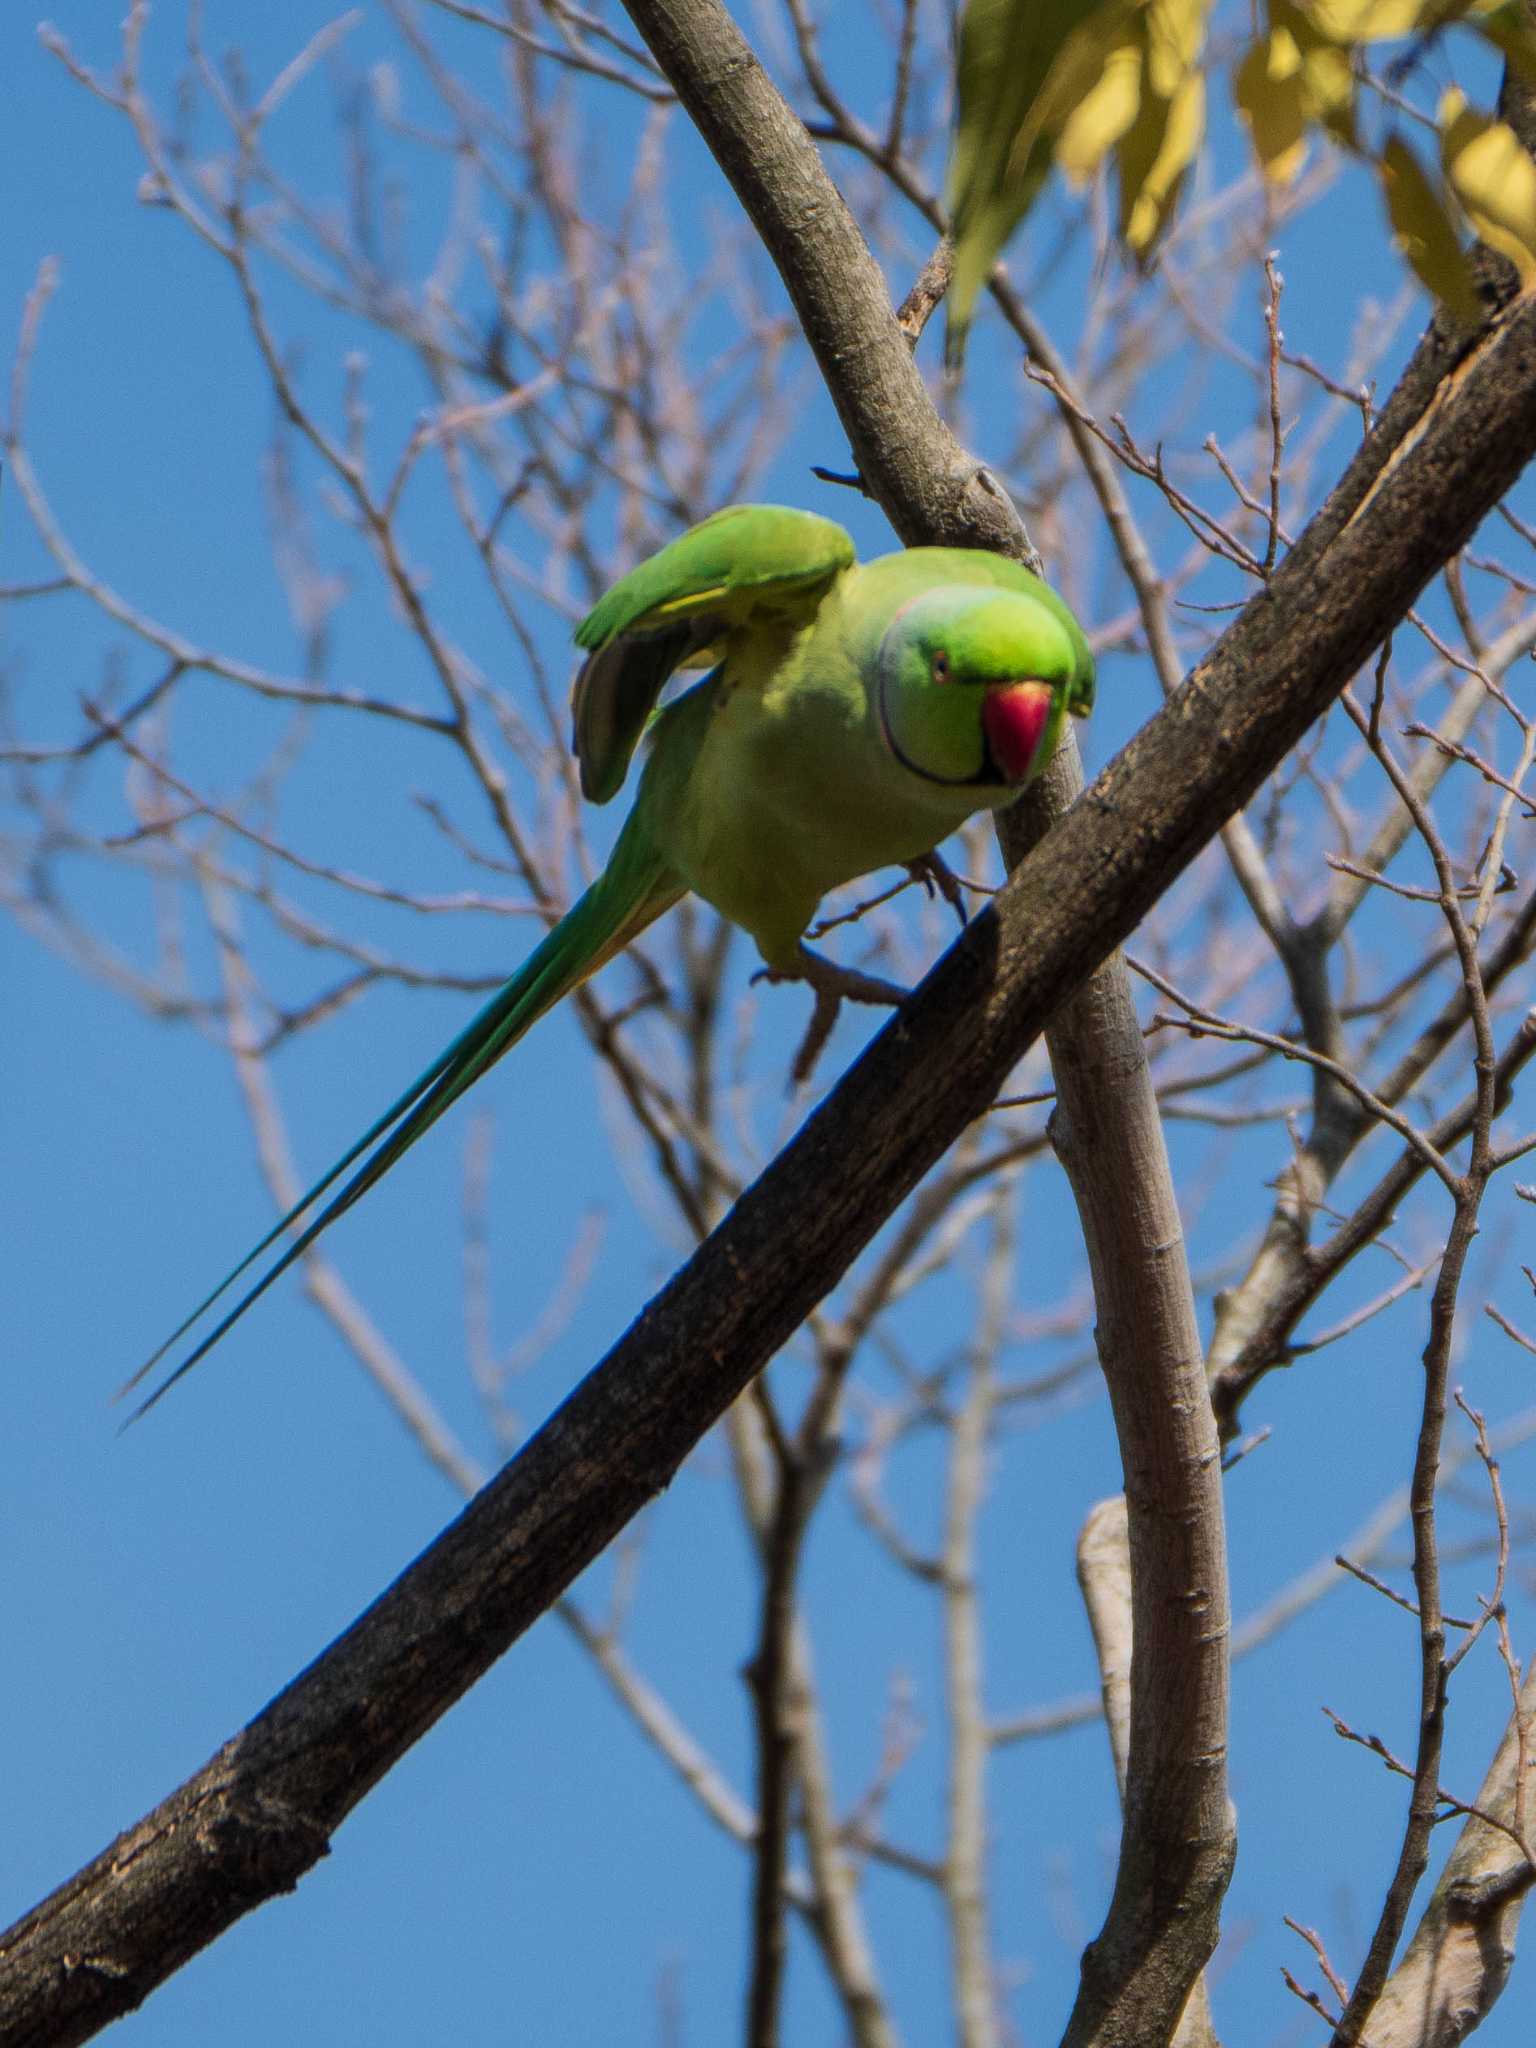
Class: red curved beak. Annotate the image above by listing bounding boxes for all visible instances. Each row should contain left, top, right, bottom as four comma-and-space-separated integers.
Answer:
981, 680, 1055, 783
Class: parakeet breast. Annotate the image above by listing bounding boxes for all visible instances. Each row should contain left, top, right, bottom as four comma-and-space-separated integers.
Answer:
653, 592, 1009, 965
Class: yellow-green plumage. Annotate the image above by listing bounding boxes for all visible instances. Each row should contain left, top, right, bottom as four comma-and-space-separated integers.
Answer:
126, 505, 1093, 1416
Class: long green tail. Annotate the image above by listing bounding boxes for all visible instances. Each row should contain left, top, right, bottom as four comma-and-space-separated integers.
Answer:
122, 826, 681, 1422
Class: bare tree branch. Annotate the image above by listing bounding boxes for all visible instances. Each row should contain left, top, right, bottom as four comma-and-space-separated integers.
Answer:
1361, 1656, 1536, 2047
1076, 1499, 1220, 2048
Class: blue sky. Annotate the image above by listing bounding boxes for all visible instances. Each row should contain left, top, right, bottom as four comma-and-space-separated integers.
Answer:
6, 5, 1536, 2045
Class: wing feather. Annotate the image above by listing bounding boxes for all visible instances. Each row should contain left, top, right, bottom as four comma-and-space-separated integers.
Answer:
571, 504, 854, 803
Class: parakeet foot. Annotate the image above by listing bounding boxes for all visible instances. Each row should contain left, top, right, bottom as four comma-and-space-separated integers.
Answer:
903, 850, 972, 929
755, 944, 910, 1086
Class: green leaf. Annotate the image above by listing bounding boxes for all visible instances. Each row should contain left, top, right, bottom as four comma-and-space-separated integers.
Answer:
1055, 25, 1145, 183
946, 0, 1132, 363
1118, 67, 1205, 254
1378, 133, 1483, 320
1235, 27, 1309, 185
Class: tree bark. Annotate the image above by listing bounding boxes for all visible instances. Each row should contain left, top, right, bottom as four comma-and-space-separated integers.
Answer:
1364, 1655, 1536, 2047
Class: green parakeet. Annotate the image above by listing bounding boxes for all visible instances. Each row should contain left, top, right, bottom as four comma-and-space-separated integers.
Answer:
127, 504, 1093, 1414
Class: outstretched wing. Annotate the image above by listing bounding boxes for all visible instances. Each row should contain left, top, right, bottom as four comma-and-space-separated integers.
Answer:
571, 503, 855, 803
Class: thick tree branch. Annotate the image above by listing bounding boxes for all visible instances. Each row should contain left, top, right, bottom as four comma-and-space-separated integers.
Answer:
609, 0, 1029, 555
1363, 1653, 1536, 2047
1043, 862, 1231, 2042
1000, 743, 1231, 2048
1076, 1500, 1220, 2048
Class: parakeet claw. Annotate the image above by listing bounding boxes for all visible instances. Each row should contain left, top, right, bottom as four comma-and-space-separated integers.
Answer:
903, 850, 970, 929
754, 944, 910, 1086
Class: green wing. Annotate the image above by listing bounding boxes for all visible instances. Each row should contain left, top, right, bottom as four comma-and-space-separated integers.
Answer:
571, 504, 854, 803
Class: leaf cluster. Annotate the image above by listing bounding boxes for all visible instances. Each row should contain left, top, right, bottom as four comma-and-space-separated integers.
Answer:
948, 0, 1536, 354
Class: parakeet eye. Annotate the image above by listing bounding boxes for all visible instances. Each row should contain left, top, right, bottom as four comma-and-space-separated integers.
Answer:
931, 650, 951, 683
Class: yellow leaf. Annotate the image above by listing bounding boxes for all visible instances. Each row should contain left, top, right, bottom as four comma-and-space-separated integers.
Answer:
1439, 87, 1536, 282
1309, 0, 1455, 40
946, 0, 1121, 361
1055, 28, 1145, 183
1143, 0, 1209, 97
1265, 20, 1304, 79
1119, 68, 1205, 253
1235, 30, 1308, 185
1378, 134, 1482, 320
1009, 0, 1141, 170
1267, 1, 1357, 136
1299, 38, 1357, 144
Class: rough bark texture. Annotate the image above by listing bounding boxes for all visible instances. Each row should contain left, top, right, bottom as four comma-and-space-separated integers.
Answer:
1046, 954, 1231, 2048
1077, 1499, 1219, 2048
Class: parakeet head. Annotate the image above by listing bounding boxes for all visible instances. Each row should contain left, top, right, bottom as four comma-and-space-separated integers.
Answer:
875, 583, 1094, 789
